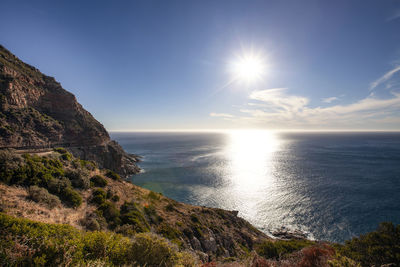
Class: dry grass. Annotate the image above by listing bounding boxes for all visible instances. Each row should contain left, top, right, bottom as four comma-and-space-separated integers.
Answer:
0, 183, 95, 229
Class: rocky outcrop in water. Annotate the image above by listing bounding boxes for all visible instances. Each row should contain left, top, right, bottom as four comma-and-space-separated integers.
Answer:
0, 45, 139, 176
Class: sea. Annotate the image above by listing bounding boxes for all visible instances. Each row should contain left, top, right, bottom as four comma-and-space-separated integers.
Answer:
111, 131, 400, 243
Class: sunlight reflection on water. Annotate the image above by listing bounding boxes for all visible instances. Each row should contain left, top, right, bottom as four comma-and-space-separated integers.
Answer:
223, 130, 281, 219
188, 130, 296, 233
119, 131, 400, 242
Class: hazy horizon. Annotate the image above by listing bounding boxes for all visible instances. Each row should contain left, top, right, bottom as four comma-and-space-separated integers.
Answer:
108, 129, 400, 133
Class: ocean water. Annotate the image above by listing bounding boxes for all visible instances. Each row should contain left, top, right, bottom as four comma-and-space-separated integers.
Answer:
111, 131, 400, 243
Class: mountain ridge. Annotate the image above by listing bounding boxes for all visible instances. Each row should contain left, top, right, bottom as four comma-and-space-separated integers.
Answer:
0, 44, 139, 177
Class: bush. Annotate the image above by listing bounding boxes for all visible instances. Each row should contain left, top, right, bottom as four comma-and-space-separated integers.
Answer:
0, 212, 84, 265
148, 191, 161, 200
128, 232, 182, 266
1, 153, 64, 187
53, 147, 67, 154
79, 159, 96, 171
28, 186, 61, 209
47, 178, 71, 194
0, 213, 192, 266
61, 187, 83, 208
90, 175, 107, 187
157, 223, 183, 247
81, 213, 107, 231
328, 254, 361, 267
165, 203, 175, 212
98, 202, 120, 224
0, 213, 197, 266
0, 150, 23, 184
82, 231, 131, 265
66, 169, 90, 189
256, 239, 315, 260
120, 202, 150, 233
190, 214, 200, 223
144, 204, 162, 224
47, 178, 82, 208
111, 195, 120, 202
91, 188, 107, 205
105, 170, 120, 181
337, 222, 400, 266
61, 152, 72, 161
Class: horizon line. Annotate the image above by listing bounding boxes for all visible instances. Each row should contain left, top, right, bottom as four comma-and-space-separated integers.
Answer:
108, 128, 400, 133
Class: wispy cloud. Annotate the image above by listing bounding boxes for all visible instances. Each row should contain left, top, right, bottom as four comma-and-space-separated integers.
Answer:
322, 96, 338, 103
387, 10, 400, 21
212, 88, 400, 130
370, 66, 400, 90
249, 88, 309, 112
210, 112, 234, 118
211, 66, 400, 130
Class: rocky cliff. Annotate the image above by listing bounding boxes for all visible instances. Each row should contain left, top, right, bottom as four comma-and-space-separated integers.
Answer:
0, 45, 139, 176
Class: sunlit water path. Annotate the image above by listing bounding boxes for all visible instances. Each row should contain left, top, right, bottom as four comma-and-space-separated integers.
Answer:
112, 131, 400, 242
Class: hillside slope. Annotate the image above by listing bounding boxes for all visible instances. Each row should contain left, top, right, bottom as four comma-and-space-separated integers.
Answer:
0, 149, 267, 262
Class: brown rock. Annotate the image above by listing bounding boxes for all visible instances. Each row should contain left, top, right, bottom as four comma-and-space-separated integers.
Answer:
0, 45, 139, 177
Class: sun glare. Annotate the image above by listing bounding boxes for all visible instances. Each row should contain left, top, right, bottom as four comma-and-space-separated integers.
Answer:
230, 53, 266, 84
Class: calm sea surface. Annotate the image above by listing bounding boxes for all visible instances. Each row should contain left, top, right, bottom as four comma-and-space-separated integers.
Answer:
111, 131, 400, 243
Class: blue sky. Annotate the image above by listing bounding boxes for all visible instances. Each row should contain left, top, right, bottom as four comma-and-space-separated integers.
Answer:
1, 0, 400, 130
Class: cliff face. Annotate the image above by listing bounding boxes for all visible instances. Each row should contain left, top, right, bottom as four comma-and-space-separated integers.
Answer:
0, 45, 139, 176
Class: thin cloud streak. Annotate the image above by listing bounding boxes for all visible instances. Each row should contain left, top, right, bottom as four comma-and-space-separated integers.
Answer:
322, 97, 338, 103
249, 88, 309, 112
370, 66, 400, 90
210, 112, 234, 118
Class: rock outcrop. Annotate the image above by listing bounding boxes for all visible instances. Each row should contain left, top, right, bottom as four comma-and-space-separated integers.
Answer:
0, 45, 139, 176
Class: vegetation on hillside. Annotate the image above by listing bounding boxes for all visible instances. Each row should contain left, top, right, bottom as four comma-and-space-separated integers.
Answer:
0, 149, 85, 208
0, 213, 196, 266
0, 148, 399, 266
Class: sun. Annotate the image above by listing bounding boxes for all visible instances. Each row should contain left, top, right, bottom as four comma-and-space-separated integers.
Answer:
229, 52, 266, 84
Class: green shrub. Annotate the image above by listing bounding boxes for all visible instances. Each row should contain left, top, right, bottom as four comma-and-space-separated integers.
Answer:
105, 170, 120, 181
337, 222, 400, 266
148, 191, 161, 200
1, 153, 64, 187
82, 213, 107, 231
90, 175, 107, 187
82, 231, 131, 265
98, 202, 120, 224
127, 232, 182, 266
144, 204, 163, 224
328, 254, 361, 267
91, 188, 107, 205
0, 212, 84, 265
61, 152, 72, 161
28, 185, 61, 209
47, 178, 82, 208
0, 213, 197, 266
106, 188, 113, 199
47, 177, 71, 194
165, 203, 175, 212
66, 169, 90, 189
256, 239, 315, 259
190, 214, 200, 223
85, 217, 101, 231
0, 150, 23, 184
111, 195, 120, 202
79, 159, 96, 171
53, 147, 67, 154
157, 223, 183, 247
61, 187, 83, 208
120, 202, 150, 233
